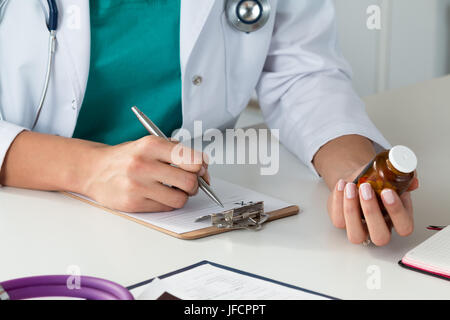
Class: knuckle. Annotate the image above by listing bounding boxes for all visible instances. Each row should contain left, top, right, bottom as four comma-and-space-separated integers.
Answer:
172, 192, 188, 209
193, 150, 204, 164
142, 135, 163, 148
185, 148, 203, 167
119, 196, 138, 212
193, 163, 203, 172
183, 173, 198, 192
187, 160, 202, 172
126, 155, 144, 176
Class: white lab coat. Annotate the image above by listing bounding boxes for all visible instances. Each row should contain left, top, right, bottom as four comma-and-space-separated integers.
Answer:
0, 0, 389, 176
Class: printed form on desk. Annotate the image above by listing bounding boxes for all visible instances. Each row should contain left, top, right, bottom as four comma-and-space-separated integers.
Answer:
133, 261, 334, 300
69, 178, 294, 235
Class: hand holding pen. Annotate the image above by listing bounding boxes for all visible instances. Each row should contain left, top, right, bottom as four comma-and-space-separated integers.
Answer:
131, 106, 224, 208
78, 111, 217, 213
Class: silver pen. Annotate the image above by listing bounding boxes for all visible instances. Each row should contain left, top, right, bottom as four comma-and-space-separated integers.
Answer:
131, 106, 224, 208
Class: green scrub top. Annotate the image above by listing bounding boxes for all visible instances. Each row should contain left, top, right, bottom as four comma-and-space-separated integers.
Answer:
73, 0, 182, 145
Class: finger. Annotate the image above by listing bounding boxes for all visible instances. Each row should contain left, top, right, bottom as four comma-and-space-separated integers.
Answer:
141, 182, 189, 209
140, 136, 206, 173
400, 191, 414, 213
407, 177, 419, 191
130, 199, 174, 213
328, 179, 347, 229
116, 196, 173, 213
381, 189, 414, 237
359, 183, 391, 246
166, 143, 206, 173
343, 183, 368, 244
140, 162, 200, 196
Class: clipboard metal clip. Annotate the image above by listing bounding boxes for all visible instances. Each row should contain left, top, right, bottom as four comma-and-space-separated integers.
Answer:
195, 201, 269, 230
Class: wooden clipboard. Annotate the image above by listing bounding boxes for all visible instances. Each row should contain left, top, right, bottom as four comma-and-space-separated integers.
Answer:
63, 192, 300, 240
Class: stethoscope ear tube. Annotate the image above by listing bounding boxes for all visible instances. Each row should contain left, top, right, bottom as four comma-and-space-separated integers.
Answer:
0, 275, 134, 300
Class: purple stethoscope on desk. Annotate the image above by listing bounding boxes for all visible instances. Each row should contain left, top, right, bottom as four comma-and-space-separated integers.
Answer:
0, 276, 134, 300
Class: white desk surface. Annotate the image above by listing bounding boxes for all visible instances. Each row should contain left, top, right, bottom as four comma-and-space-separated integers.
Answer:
1, 76, 450, 299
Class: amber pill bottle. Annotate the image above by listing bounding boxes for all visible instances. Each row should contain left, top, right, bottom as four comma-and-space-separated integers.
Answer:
354, 145, 417, 214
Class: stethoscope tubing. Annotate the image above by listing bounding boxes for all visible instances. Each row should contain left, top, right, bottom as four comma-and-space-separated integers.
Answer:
31, 0, 58, 130
6, 285, 118, 300
32, 30, 56, 131
1, 275, 134, 300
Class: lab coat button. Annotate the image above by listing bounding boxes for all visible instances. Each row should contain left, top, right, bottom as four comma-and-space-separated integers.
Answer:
192, 75, 203, 86
71, 100, 77, 110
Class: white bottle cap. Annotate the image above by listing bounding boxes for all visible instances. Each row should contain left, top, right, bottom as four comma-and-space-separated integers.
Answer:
388, 145, 417, 173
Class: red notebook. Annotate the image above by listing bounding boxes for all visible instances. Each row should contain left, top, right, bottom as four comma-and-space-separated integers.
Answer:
399, 226, 450, 280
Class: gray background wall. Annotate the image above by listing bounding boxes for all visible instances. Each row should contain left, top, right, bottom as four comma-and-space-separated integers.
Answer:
335, 0, 450, 96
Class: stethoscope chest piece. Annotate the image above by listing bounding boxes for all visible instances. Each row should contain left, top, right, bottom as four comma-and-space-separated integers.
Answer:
226, 0, 271, 33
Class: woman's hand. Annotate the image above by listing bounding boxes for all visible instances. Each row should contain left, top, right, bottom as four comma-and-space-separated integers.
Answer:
313, 134, 419, 246
327, 165, 419, 246
82, 135, 209, 213
0, 132, 208, 213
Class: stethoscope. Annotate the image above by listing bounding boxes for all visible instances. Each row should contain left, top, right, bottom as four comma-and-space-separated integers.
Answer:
0, 275, 134, 300
0, 0, 57, 131
0, 0, 270, 130
226, 0, 271, 33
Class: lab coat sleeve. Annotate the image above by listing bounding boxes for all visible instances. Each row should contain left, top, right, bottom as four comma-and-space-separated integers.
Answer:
255, 0, 391, 177
0, 120, 27, 184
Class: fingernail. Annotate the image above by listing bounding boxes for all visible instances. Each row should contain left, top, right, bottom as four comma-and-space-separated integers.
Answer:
199, 166, 206, 177
360, 183, 373, 201
382, 189, 395, 205
345, 183, 356, 199
337, 179, 346, 192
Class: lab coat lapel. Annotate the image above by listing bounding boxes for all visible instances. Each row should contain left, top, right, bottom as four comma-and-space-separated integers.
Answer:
56, 0, 91, 101
180, 0, 216, 73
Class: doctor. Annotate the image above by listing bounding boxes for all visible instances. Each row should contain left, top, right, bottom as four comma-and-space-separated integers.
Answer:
0, 0, 418, 246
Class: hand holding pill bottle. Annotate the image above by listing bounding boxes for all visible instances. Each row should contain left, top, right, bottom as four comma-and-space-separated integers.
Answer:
354, 145, 417, 215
